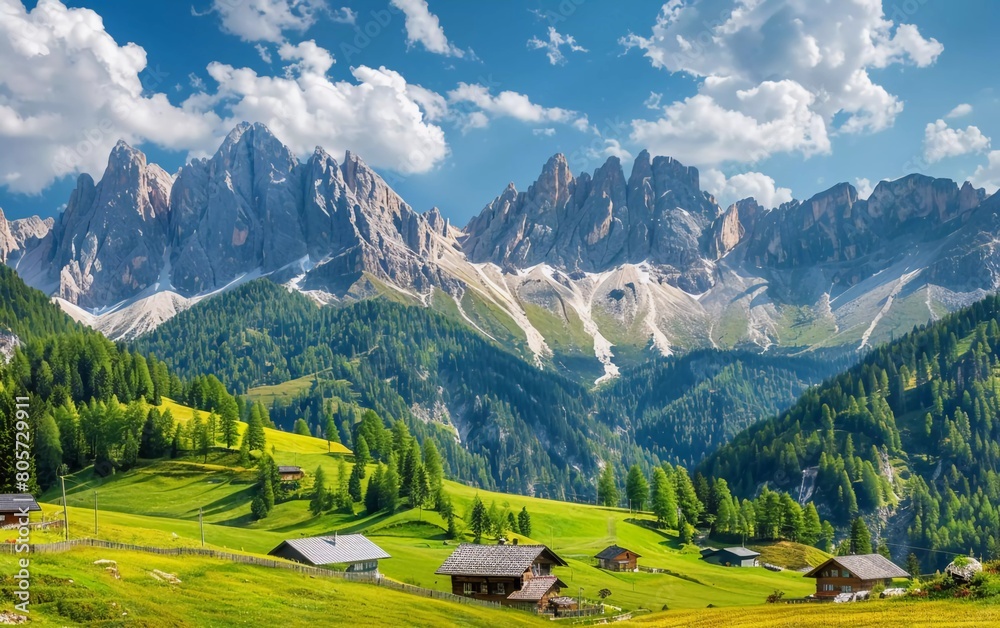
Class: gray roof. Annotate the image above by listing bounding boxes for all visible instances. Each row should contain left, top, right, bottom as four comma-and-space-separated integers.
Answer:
806, 554, 910, 580
506, 576, 565, 601
720, 546, 760, 558
435, 544, 568, 577
278, 466, 303, 473
595, 545, 641, 560
269, 534, 390, 566
0, 494, 40, 512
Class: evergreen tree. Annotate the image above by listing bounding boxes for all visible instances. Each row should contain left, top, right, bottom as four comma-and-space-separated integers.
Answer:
348, 462, 365, 502
674, 465, 703, 524
650, 467, 678, 528
355, 435, 372, 467
801, 503, 823, 546
625, 465, 649, 512
422, 439, 444, 500
365, 464, 385, 514
293, 418, 311, 436
849, 517, 873, 554
877, 541, 891, 559
246, 407, 266, 452
507, 510, 519, 535
518, 506, 532, 538
120, 430, 139, 472
411, 463, 430, 520
820, 521, 836, 552
470, 496, 488, 544
906, 553, 921, 579
598, 462, 619, 507
381, 453, 401, 513
35, 413, 63, 489
220, 397, 239, 449
310, 465, 329, 515
324, 416, 340, 452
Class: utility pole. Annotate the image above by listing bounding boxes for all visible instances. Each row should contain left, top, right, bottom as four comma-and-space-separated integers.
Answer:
199, 508, 205, 547
60, 475, 69, 541
94, 491, 98, 537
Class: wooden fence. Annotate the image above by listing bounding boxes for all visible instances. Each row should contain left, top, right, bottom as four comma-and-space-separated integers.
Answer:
0, 539, 502, 610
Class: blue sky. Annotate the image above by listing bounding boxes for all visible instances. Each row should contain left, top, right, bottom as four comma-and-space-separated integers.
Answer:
1, 0, 999, 224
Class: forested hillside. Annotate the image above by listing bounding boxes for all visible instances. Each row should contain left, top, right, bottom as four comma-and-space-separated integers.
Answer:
701, 295, 1000, 570
134, 280, 614, 500
0, 264, 233, 493
598, 350, 844, 467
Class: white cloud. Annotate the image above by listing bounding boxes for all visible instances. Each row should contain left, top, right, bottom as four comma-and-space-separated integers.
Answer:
0, 0, 219, 193
632, 82, 829, 166
972, 151, 1000, 194
533, 128, 556, 137
586, 139, 632, 162
447, 83, 587, 132
329, 7, 357, 24
946, 103, 973, 119
390, 0, 464, 57
703, 169, 793, 210
923, 119, 991, 163
209, 0, 322, 43
189, 73, 206, 91
644, 92, 662, 110
202, 54, 449, 174
527, 27, 587, 65
622, 1, 943, 167
255, 43, 273, 63
855, 178, 875, 201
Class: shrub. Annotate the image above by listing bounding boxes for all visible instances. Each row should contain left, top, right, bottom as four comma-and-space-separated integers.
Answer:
766, 590, 785, 604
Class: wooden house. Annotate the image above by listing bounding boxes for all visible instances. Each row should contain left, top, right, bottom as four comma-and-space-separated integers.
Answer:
700, 546, 760, 567
278, 466, 304, 482
0, 494, 40, 528
594, 545, 640, 571
268, 533, 390, 573
805, 554, 909, 598
435, 542, 569, 612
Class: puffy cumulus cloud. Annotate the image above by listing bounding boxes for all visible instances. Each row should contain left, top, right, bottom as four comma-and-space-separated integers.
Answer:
203, 54, 449, 173
527, 27, 588, 65
209, 0, 323, 43
702, 169, 793, 210
447, 83, 588, 132
923, 119, 991, 163
0, 0, 219, 193
855, 178, 875, 201
633, 81, 829, 166
622, 0, 943, 167
972, 151, 1000, 194
390, 0, 464, 57
947, 104, 973, 119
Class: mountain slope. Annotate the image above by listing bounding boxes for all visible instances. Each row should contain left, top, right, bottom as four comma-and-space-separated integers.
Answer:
5, 122, 997, 385
700, 293, 1000, 570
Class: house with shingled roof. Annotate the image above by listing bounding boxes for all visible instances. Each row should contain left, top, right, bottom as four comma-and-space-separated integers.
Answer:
594, 544, 640, 571
805, 554, 910, 598
0, 494, 40, 528
268, 533, 390, 573
435, 541, 568, 612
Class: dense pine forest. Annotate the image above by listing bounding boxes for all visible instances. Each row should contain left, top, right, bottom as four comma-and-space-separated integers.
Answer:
598, 350, 844, 467
134, 280, 610, 500
702, 295, 1000, 570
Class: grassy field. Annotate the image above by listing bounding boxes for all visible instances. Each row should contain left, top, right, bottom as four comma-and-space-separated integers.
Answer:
29, 398, 819, 613
630, 599, 1000, 627
0, 547, 548, 627
244, 372, 330, 406
9, 396, 998, 625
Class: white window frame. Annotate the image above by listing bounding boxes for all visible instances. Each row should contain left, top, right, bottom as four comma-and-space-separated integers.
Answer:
481, 582, 489, 594
496, 582, 505, 595
463, 582, 474, 595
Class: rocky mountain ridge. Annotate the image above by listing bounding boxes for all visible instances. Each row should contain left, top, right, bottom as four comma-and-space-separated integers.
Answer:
5, 122, 999, 382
